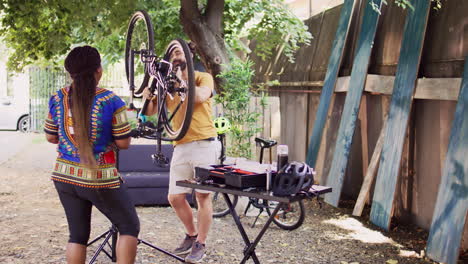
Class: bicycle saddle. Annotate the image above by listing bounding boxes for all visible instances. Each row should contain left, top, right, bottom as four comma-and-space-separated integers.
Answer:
255, 137, 277, 148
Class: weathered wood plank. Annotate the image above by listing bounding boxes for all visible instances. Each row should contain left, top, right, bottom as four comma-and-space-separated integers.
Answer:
324, 0, 383, 207
259, 76, 462, 100
305, 0, 356, 168
280, 93, 308, 162
370, 0, 431, 230
394, 108, 415, 221
363, 76, 462, 100
359, 95, 369, 178
319, 94, 345, 185
414, 78, 462, 100
352, 119, 386, 216
426, 57, 468, 264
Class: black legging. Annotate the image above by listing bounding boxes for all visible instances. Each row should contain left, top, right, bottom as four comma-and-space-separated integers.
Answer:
54, 181, 140, 245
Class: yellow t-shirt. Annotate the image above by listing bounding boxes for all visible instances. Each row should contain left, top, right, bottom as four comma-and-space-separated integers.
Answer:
167, 71, 217, 145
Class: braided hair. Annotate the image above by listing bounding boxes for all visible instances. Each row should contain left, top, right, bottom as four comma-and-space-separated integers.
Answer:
64, 46, 101, 169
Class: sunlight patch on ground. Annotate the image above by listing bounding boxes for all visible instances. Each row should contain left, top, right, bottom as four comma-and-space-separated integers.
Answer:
323, 217, 395, 244
398, 249, 423, 259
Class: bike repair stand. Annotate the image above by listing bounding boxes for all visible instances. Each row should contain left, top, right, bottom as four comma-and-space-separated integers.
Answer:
87, 225, 185, 263
151, 125, 170, 167
88, 119, 180, 263
87, 225, 118, 263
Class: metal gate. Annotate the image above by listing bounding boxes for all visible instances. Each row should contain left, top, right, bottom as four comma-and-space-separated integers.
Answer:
28, 67, 68, 132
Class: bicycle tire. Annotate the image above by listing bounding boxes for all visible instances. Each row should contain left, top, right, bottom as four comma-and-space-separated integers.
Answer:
159, 38, 195, 141
193, 192, 238, 218
267, 200, 305, 231
212, 193, 238, 218
125, 10, 155, 96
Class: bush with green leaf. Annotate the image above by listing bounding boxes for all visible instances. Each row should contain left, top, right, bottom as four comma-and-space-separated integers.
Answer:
215, 57, 268, 159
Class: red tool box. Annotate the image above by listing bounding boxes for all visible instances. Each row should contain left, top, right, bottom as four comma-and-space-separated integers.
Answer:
195, 164, 275, 189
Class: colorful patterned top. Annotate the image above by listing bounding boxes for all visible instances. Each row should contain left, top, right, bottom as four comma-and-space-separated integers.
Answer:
44, 87, 131, 189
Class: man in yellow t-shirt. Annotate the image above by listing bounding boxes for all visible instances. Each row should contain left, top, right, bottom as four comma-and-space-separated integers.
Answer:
142, 41, 219, 263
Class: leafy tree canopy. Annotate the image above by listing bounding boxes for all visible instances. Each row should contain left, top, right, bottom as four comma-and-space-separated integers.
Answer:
371, 0, 443, 13
0, 0, 311, 72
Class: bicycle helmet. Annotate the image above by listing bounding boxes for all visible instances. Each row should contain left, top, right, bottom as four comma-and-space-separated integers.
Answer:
272, 162, 315, 196
214, 117, 231, 135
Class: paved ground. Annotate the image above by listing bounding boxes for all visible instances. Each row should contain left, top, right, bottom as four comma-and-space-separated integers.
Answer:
0, 132, 456, 263
0, 132, 34, 164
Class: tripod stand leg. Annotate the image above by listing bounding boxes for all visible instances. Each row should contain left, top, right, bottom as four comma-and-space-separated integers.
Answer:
111, 229, 118, 261
138, 239, 186, 262
87, 230, 111, 247
89, 231, 115, 264
88, 226, 119, 264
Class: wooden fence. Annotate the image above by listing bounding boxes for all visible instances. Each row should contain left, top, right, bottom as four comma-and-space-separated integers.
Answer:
249, 0, 468, 246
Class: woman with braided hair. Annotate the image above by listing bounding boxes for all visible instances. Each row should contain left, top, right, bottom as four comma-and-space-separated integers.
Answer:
44, 46, 139, 264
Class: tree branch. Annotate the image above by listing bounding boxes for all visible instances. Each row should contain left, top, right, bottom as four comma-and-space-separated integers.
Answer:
205, 0, 224, 33
180, 0, 202, 22
180, 0, 230, 92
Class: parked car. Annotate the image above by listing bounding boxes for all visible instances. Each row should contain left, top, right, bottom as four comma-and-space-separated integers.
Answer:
0, 97, 30, 132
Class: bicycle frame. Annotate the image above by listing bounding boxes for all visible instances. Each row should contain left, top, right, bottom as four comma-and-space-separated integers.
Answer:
127, 48, 182, 166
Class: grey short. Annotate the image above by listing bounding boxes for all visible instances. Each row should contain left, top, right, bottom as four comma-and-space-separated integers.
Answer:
168, 139, 221, 195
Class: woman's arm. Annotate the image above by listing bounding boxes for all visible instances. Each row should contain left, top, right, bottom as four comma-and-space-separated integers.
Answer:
46, 133, 59, 144
115, 137, 131, 149
142, 87, 158, 116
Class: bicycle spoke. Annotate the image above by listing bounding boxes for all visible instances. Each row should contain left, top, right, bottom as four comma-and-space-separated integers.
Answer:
166, 100, 184, 124
156, 91, 168, 122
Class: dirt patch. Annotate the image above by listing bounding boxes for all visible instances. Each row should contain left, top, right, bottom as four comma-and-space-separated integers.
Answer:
0, 133, 451, 263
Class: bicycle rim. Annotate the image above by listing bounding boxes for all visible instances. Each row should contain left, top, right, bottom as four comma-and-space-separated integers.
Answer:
269, 200, 305, 230
160, 39, 195, 141
125, 10, 155, 96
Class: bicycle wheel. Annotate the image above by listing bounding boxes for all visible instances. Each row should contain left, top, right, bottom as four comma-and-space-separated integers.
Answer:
267, 200, 305, 230
212, 193, 238, 218
159, 39, 195, 141
193, 192, 238, 218
125, 10, 154, 96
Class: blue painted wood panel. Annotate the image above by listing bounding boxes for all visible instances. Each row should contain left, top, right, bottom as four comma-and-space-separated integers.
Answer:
370, 0, 431, 230
305, 0, 356, 168
324, 0, 383, 207
426, 57, 468, 264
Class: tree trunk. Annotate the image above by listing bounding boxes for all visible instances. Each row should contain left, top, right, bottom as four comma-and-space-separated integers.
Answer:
180, 0, 229, 93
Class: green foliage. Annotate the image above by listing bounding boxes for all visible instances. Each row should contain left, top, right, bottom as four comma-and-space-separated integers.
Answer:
393, 0, 415, 11
371, 0, 443, 14
223, 0, 312, 63
147, 0, 185, 56
0, 0, 310, 71
0, 0, 184, 71
215, 57, 263, 159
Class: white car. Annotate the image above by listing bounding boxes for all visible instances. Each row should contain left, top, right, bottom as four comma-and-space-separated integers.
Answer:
0, 97, 30, 132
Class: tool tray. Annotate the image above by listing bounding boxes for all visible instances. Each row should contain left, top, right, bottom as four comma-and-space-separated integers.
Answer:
195, 165, 274, 189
